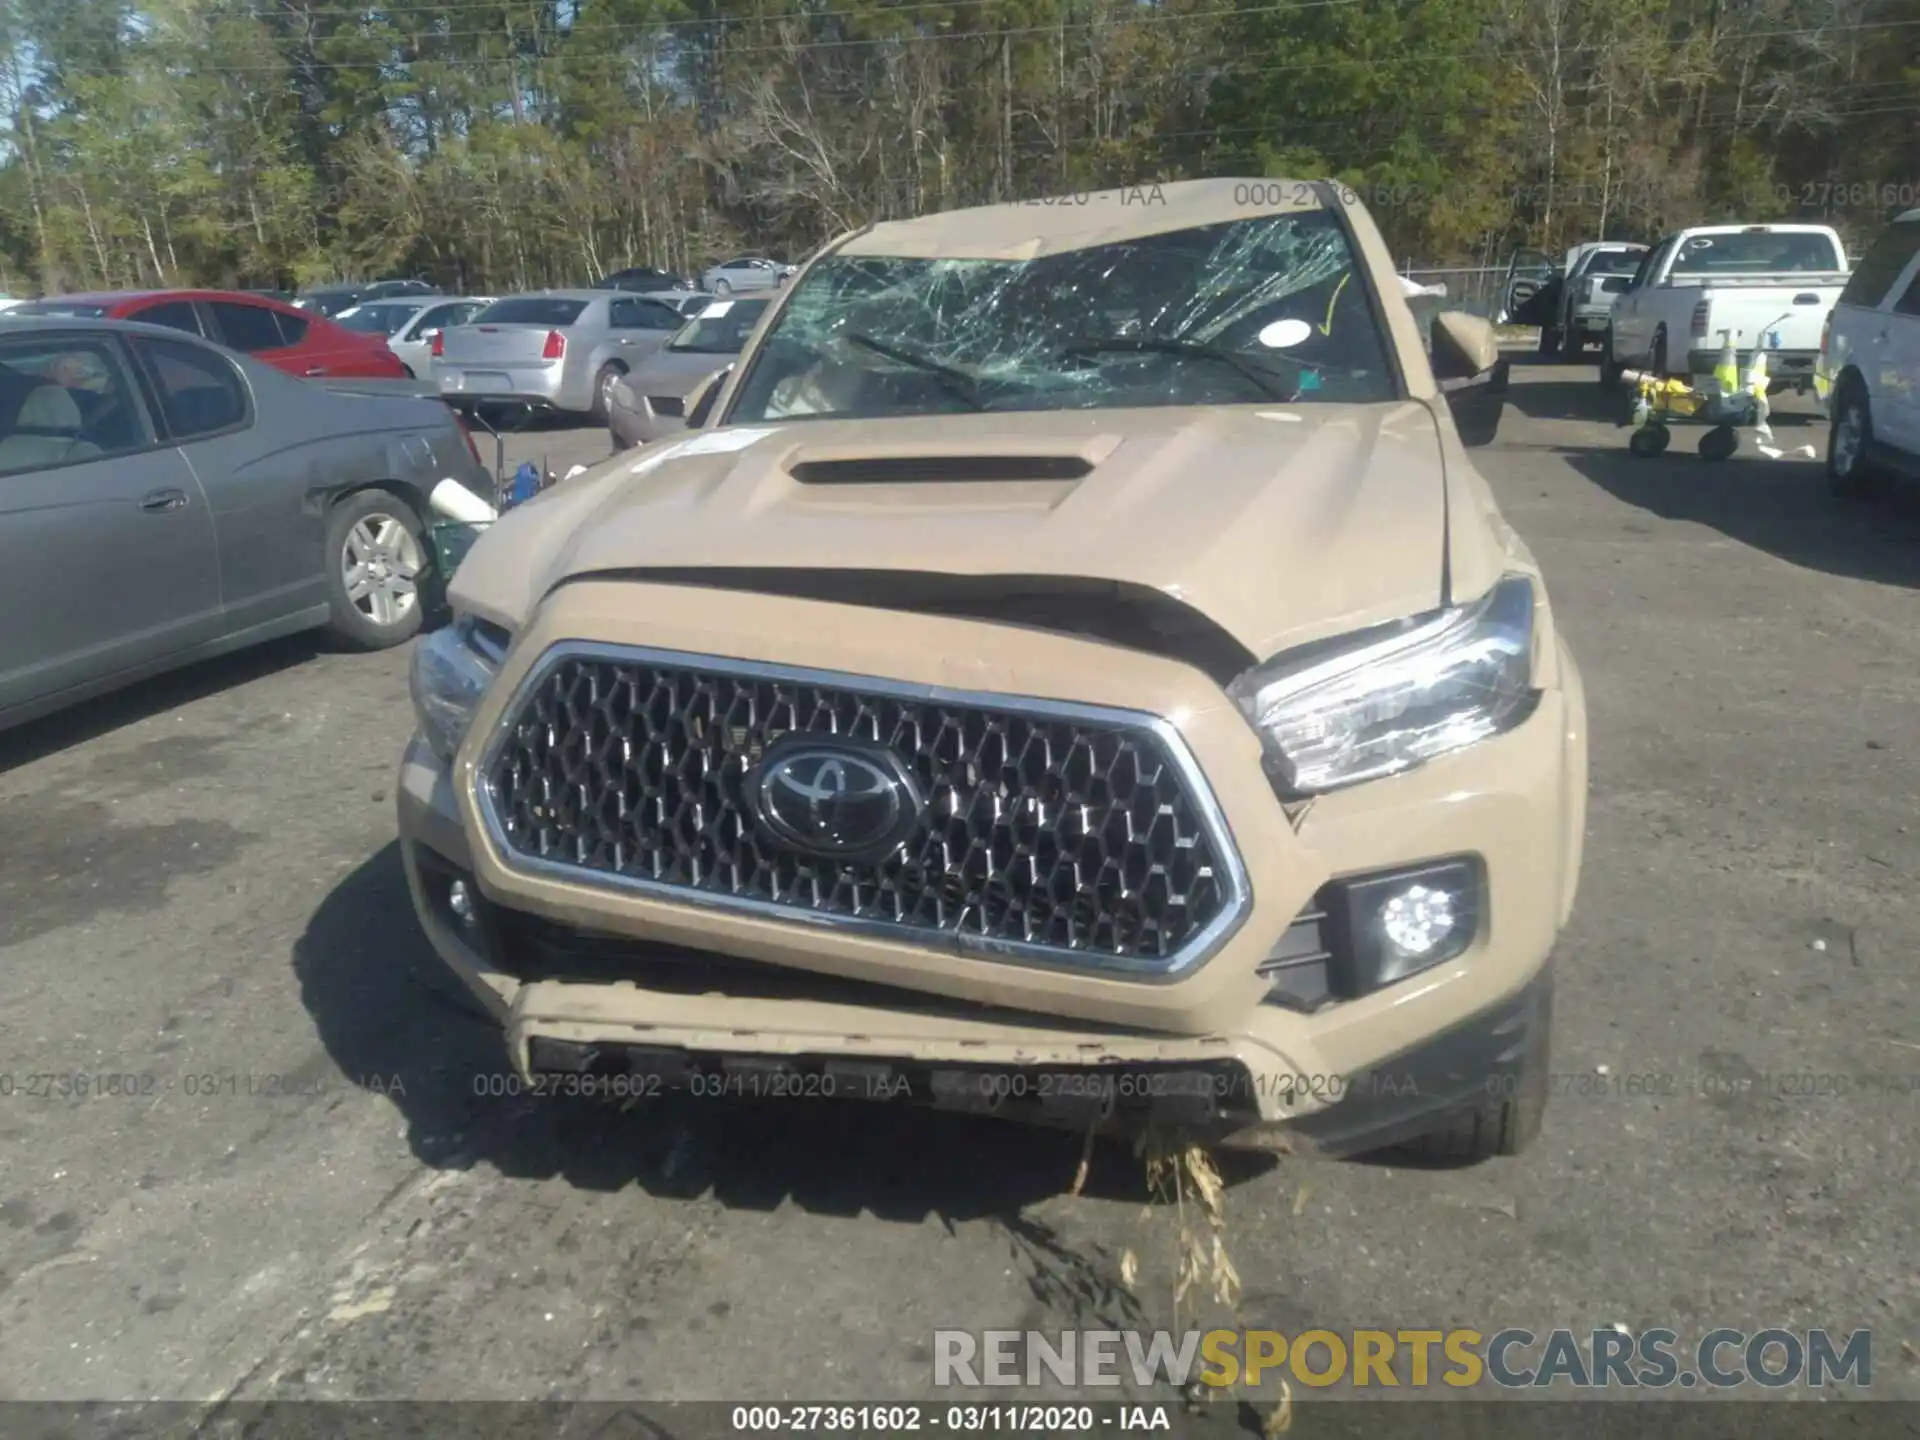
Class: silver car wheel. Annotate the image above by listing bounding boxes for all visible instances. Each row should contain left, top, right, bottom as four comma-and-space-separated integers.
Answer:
600, 367, 619, 410
1832, 400, 1864, 476
713, 278, 732, 296
342, 514, 423, 628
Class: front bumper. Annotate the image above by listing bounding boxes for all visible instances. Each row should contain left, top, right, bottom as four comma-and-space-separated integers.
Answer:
398, 582, 1586, 1149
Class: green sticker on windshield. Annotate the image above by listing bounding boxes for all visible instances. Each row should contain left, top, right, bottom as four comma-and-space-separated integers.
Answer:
1297, 369, 1323, 392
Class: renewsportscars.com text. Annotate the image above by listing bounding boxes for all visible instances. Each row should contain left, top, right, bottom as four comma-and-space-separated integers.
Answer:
933, 1327, 1872, 1390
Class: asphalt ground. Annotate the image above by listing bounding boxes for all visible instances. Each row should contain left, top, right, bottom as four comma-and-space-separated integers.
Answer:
2, 362, 1917, 1414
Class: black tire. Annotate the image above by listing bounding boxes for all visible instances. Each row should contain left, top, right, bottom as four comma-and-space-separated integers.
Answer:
1827, 380, 1887, 498
1399, 981, 1552, 1164
1698, 424, 1738, 462
324, 489, 429, 651
589, 362, 624, 425
1598, 329, 1625, 391
1629, 423, 1670, 458
1537, 325, 1562, 359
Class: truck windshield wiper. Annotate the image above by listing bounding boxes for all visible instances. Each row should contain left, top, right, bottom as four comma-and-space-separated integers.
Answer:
1059, 337, 1302, 401
842, 331, 984, 410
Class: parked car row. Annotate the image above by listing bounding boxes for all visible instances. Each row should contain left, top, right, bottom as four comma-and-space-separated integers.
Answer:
1503, 207, 1920, 497
8, 289, 410, 380
0, 312, 495, 733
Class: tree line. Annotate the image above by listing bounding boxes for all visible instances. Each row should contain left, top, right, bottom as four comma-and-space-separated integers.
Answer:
0, 0, 1914, 297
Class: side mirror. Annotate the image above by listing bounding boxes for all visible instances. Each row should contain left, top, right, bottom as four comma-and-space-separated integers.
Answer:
1432, 312, 1499, 379
1430, 311, 1506, 448
422, 328, 442, 343
683, 365, 733, 429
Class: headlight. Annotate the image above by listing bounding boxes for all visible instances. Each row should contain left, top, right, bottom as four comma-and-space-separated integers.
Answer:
1228, 575, 1539, 794
409, 617, 504, 763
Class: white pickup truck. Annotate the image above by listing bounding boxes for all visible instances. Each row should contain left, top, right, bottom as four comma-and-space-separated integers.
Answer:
1600, 223, 1849, 391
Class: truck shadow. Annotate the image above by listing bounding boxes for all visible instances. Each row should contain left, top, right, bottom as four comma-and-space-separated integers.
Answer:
0, 633, 323, 774
294, 843, 1278, 1224
1561, 446, 1920, 590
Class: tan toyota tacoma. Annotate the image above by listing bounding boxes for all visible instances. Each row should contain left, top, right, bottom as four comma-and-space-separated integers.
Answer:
399, 179, 1588, 1162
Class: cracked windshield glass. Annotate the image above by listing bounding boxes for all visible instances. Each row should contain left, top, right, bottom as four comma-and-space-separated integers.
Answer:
728, 210, 1394, 422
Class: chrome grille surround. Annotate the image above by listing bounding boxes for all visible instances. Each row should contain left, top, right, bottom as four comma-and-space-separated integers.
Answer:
472, 642, 1252, 979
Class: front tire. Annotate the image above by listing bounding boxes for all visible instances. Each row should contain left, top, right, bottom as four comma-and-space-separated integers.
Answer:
713, 278, 732, 296
1827, 381, 1887, 498
325, 490, 428, 651
1598, 329, 1625, 391
1399, 982, 1552, 1164
590, 362, 623, 425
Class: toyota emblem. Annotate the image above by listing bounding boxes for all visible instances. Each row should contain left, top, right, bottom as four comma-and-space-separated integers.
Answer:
750, 738, 923, 859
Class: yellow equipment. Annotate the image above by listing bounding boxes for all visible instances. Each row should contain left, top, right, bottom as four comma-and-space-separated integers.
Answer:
1622, 317, 1795, 461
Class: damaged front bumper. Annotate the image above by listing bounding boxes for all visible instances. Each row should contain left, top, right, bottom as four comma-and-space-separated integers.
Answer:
398, 581, 1583, 1155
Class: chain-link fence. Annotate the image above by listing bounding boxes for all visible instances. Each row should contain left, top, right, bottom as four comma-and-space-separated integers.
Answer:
1397, 265, 1512, 320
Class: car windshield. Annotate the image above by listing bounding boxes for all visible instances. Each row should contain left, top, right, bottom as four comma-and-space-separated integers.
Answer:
1670, 231, 1843, 275
669, 298, 769, 354
13, 301, 110, 317
726, 211, 1393, 423
335, 303, 420, 335
474, 297, 589, 326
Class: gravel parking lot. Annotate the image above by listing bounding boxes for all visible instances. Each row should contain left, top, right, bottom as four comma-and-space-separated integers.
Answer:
2, 364, 1916, 1408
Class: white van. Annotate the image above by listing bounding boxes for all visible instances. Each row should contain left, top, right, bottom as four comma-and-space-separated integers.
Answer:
1819, 208, 1920, 494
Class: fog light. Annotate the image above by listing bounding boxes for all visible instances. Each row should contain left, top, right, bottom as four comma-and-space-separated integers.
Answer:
448, 879, 474, 923
1324, 856, 1483, 998
1379, 884, 1457, 960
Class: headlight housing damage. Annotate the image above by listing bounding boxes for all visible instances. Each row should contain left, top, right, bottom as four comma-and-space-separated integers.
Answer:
409, 616, 504, 763
1229, 575, 1540, 795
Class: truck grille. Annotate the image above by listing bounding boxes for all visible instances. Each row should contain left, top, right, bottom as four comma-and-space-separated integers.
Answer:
476, 644, 1247, 975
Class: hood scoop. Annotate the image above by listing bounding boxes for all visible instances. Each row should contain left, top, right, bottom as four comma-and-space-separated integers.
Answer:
787, 454, 1095, 485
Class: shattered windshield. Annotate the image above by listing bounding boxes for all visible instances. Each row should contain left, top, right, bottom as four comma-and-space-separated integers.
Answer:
726, 211, 1395, 423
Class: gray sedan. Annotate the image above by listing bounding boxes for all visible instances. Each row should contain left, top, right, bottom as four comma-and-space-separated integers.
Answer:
432, 290, 683, 419
699, 257, 797, 295
608, 295, 770, 450
0, 317, 494, 733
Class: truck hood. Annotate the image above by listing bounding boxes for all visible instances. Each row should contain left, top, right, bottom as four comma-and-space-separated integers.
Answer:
451, 402, 1453, 663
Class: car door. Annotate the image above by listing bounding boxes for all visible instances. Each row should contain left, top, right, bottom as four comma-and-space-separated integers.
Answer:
0, 330, 221, 720
204, 297, 301, 368
123, 297, 209, 338
1501, 248, 1556, 325
606, 296, 683, 363
393, 300, 483, 374
1879, 257, 1920, 452
284, 308, 396, 378
123, 333, 322, 633
1610, 239, 1671, 359
408, 300, 483, 348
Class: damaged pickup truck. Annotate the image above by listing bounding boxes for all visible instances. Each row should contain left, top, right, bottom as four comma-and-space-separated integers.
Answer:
399, 179, 1588, 1163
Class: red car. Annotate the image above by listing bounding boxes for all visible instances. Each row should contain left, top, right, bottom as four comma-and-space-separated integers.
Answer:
8, 288, 408, 379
